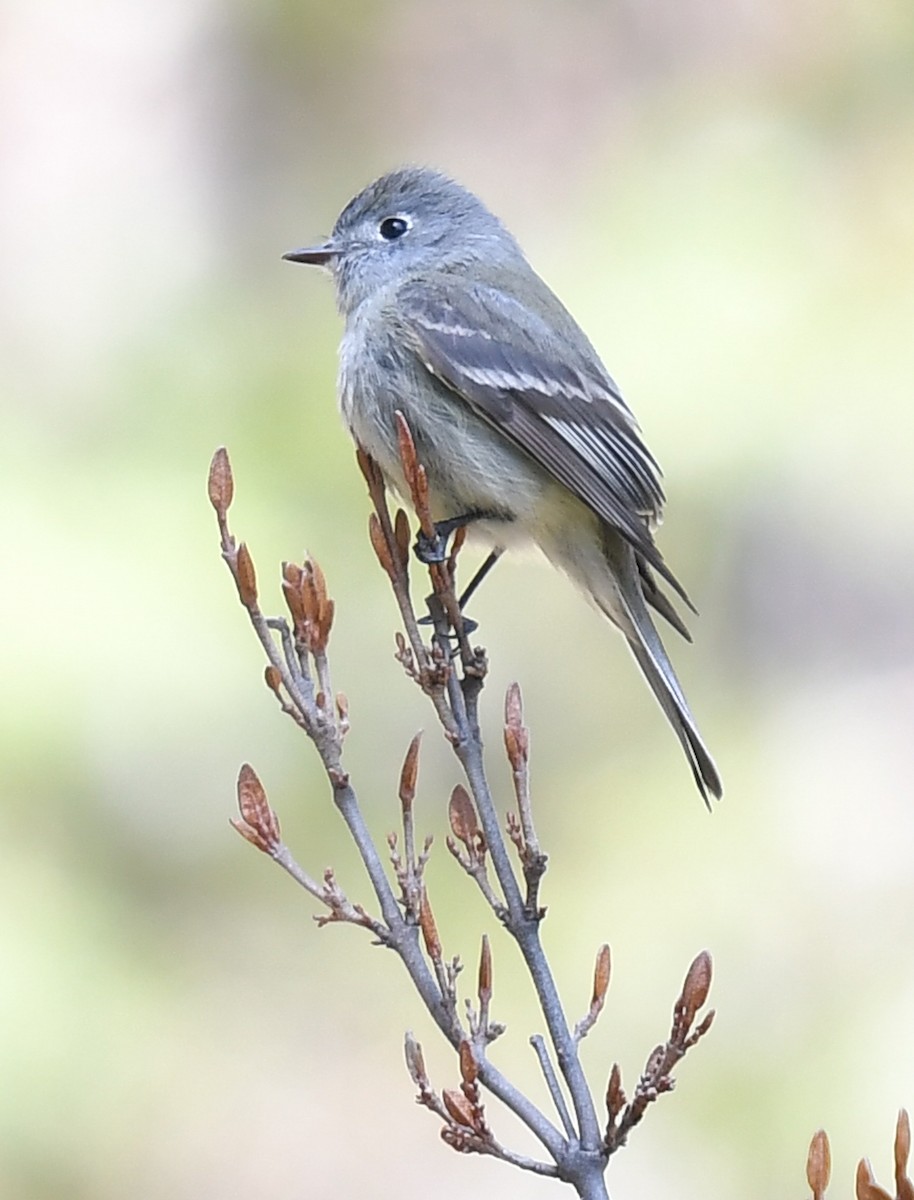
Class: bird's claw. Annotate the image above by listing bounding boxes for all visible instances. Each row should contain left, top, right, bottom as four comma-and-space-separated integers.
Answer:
417, 612, 478, 635
414, 529, 449, 565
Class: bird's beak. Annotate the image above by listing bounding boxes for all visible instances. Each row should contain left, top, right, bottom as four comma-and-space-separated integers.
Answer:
282, 240, 338, 266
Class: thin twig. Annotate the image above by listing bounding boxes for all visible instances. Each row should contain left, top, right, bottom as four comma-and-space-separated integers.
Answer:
531, 1033, 577, 1140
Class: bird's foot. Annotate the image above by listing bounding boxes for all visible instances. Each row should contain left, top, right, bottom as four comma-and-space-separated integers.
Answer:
417, 611, 478, 634
412, 509, 506, 565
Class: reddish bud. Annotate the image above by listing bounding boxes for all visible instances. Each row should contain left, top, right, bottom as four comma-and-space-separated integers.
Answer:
505, 681, 523, 727
318, 597, 334, 650
458, 1040, 478, 1086
207, 447, 234, 517
856, 1158, 893, 1200
477, 935, 492, 1005
806, 1129, 831, 1199
680, 950, 712, 1022
264, 666, 282, 696
235, 542, 258, 609
449, 525, 467, 565
368, 513, 395, 578
355, 445, 379, 488
419, 891, 441, 960
394, 508, 411, 571
897, 1109, 913, 1200
404, 1031, 428, 1089
693, 1010, 716, 1041
303, 558, 333, 652
233, 763, 280, 853
448, 784, 481, 849
394, 410, 420, 491
414, 462, 431, 525
281, 563, 305, 625
442, 1088, 476, 1129
606, 1063, 625, 1120
503, 682, 529, 767
592, 944, 612, 1009
398, 733, 422, 814
393, 411, 434, 534
309, 556, 328, 606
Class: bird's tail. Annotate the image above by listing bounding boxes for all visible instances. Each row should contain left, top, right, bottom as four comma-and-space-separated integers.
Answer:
597, 534, 723, 806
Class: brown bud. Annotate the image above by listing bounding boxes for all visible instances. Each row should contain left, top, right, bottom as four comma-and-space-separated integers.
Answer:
281, 560, 301, 586
419, 891, 441, 960
505, 681, 523, 727
404, 1031, 428, 1089
414, 462, 431, 526
394, 409, 420, 492
806, 1129, 831, 1199
299, 562, 318, 624
448, 784, 481, 848
680, 950, 712, 1022
477, 934, 492, 1005
235, 542, 258, 609
355, 445, 376, 487
229, 818, 263, 851
458, 1040, 478, 1086
449, 525, 467, 564
335, 692, 349, 722
856, 1158, 893, 1200
398, 733, 422, 814
692, 1009, 716, 1042
309, 556, 328, 607
318, 597, 334, 651
606, 1063, 625, 1119
394, 508, 411, 571
281, 563, 305, 625
897, 1109, 913, 1200
264, 666, 282, 696
592, 944, 612, 1009
233, 763, 280, 853
503, 682, 529, 766
368, 513, 395, 578
207, 447, 233, 517
442, 1088, 476, 1129
301, 559, 333, 653
644, 1043, 665, 1076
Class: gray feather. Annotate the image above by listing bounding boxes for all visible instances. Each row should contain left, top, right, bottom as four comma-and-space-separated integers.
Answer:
397, 277, 693, 606
602, 533, 722, 804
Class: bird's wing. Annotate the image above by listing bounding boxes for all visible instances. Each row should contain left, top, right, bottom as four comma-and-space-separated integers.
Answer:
397, 277, 690, 604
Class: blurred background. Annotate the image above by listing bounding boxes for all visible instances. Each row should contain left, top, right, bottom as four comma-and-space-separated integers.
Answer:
2, 0, 913, 1196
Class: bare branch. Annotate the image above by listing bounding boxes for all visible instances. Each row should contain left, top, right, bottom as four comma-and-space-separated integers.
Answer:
504, 683, 548, 914
531, 1033, 576, 1140
604, 951, 715, 1154
213, 432, 727, 1200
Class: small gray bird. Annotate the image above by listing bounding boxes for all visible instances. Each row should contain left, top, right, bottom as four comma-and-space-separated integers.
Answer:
284, 167, 722, 803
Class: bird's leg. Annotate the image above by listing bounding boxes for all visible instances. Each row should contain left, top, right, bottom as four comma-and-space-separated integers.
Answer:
417, 548, 505, 635
457, 548, 504, 610
413, 508, 504, 565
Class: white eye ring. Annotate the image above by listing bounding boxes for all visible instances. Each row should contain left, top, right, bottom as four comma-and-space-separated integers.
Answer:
378, 214, 412, 241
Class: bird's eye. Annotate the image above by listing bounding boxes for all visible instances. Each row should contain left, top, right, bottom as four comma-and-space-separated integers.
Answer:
379, 215, 410, 241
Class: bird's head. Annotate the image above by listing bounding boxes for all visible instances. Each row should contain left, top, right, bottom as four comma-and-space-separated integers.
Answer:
283, 167, 520, 315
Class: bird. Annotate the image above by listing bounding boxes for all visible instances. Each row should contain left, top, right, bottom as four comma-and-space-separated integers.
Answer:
283, 167, 722, 804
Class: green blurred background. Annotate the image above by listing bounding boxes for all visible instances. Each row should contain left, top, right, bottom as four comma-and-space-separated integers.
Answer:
2, 1, 913, 1196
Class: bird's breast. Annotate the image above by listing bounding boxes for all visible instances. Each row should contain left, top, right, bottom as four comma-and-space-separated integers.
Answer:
337, 311, 550, 533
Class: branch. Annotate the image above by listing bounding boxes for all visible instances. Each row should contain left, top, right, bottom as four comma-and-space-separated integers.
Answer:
210, 447, 571, 1176
211, 431, 717, 1200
